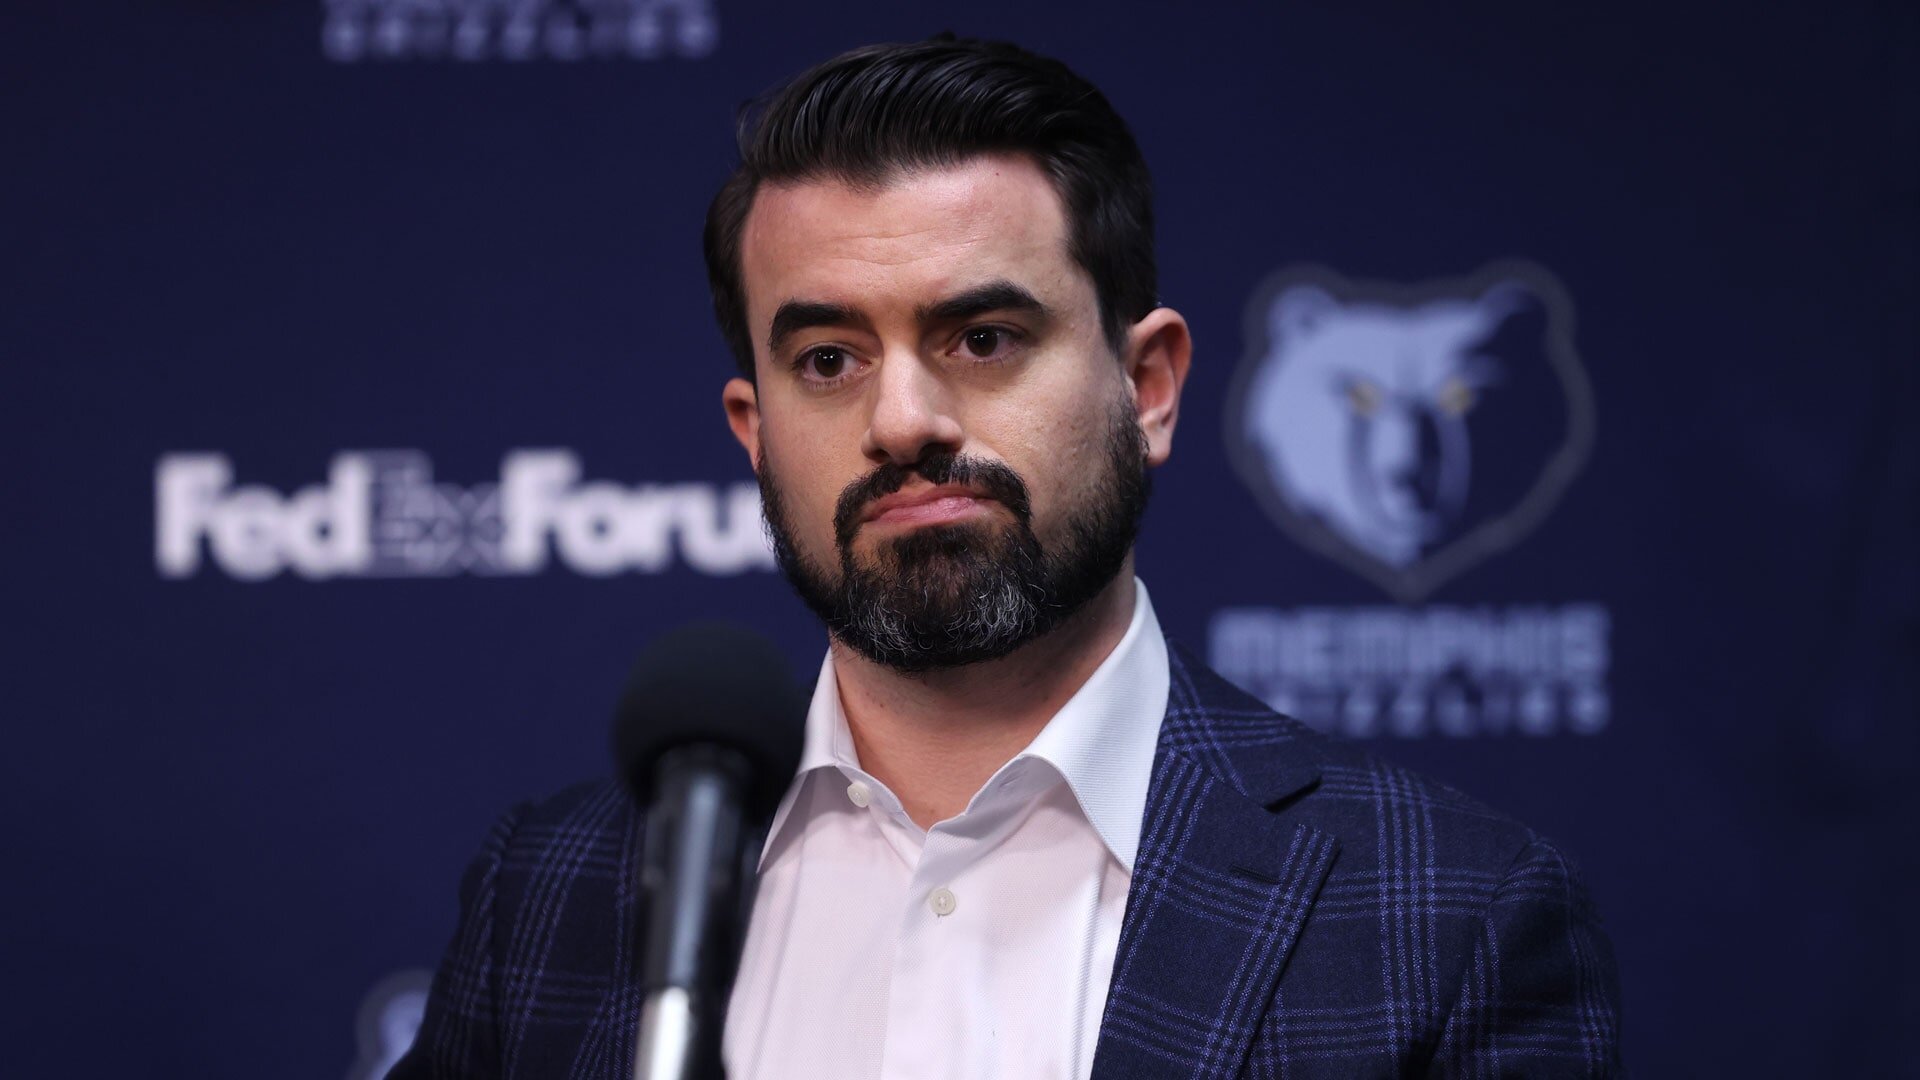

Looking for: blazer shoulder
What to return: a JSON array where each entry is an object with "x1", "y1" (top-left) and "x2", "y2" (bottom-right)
[
  {"x1": 393, "y1": 778, "x2": 639, "y2": 1079},
  {"x1": 510, "y1": 776, "x2": 632, "y2": 832},
  {"x1": 1168, "y1": 641, "x2": 1554, "y2": 874},
  {"x1": 490, "y1": 777, "x2": 637, "y2": 888},
  {"x1": 1306, "y1": 720, "x2": 1562, "y2": 877}
]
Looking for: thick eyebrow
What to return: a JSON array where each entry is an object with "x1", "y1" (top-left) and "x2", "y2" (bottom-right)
[
  {"x1": 764, "y1": 281, "x2": 1050, "y2": 359},
  {"x1": 767, "y1": 299, "x2": 864, "y2": 358},
  {"x1": 916, "y1": 280, "x2": 1051, "y2": 325}
]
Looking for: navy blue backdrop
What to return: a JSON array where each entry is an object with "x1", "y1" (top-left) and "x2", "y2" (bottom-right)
[{"x1": 5, "y1": 2, "x2": 1915, "y2": 1076}]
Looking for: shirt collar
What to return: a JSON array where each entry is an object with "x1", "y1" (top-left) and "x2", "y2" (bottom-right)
[
  {"x1": 761, "y1": 579, "x2": 1170, "y2": 874},
  {"x1": 1016, "y1": 579, "x2": 1167, "y2": 871}
]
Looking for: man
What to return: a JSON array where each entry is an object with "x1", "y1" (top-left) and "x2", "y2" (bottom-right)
[{"x1": 395, "y1": 36, "x2": 1621, "y2": 1080}]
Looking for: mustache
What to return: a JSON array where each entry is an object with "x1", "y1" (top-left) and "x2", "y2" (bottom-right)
[{"x1": 833, "y1": 453, "x2": 1033, "y2": 548}]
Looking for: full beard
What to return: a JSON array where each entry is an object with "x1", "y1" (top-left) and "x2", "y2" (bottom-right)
[{"x1": 757, "y1": 395, "x2": 1151, "y2": 673}]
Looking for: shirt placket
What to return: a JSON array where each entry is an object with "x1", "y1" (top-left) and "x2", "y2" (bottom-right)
[{"x1": 877, "y1": 816, "x2": 988, "y2": 1080}]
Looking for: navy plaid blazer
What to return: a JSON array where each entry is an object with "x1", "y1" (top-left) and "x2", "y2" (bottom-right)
[{"x1": 393, "y1": 643, "x2": 1622, "y2": 1078}]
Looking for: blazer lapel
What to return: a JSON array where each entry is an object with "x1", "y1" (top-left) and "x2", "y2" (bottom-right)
[{"x1": 1090, "y1": 644, "x2": 1339, "y2": 1080}]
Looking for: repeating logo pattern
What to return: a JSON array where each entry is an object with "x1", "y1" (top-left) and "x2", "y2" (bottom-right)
[{"x1": 322, "y1": 0, "x2": 718, "y2": 62}]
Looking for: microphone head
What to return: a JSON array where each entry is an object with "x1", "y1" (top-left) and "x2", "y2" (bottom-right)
[{"x1": 611, "y1": 622, "x2": 807, "y2": 819}]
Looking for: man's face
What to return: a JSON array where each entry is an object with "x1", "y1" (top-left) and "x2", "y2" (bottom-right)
[{"x1": 724, "y1": 154, "x2": 1163, "y2": 671}]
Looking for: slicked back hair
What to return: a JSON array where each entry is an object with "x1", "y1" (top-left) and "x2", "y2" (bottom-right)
[{"x1": 703, "y1": 35, "x2": 1158, "y2": 379}]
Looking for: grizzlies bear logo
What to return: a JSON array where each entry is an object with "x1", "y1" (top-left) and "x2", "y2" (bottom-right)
[{"x1": 1226, "y1": 262, "x2": 1594, "y2": 602}]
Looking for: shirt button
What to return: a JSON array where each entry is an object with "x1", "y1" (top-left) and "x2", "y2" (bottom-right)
[
  {"x1": 846, "y1": 780, "x2": 872, "y2": 808},
  {"x1": 928, "y1": 886, "x2": 957, "y2": 917}
]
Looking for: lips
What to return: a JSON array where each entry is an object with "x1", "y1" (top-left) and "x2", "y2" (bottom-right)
[
  {"x1": 859, "y1": 484, "x2": 996, "y2": 528},
  {"x1": 832, "y1": 454, "x2": 1033, "y2": 547}
]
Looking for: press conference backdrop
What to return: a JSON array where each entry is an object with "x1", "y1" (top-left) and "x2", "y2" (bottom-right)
[{"x1": 5, "y1": 2, "x2": 1913, "y2": 1076}]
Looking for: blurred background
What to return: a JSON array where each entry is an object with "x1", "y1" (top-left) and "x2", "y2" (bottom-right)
[{"x1": 4, "y1": 2, "x2": 1914, "y2": 1076}]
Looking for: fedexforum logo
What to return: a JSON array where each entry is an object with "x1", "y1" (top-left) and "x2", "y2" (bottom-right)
[
  {"x1": 322, "y1": 0, "x2": 718, "y2": 62},
  {"x1": 1213, "y1": 262, "x2": 1609, "y2": 737},
  {"x1": 155, "y1": 450, "x2": 773, "y2": 581}
]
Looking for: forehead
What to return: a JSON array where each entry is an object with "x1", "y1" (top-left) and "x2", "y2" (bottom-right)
[{"x1": 738, "y1": 154, "x2": 1081, "y2": 327}]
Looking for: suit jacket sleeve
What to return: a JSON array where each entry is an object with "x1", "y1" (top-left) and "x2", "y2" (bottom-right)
[
  {"x1": 1431, "y1": 836, "x2": 1623, "y2": 1077},
  {"x1": 387, "y1": 804, "x2": 525, "y2": 1080}
]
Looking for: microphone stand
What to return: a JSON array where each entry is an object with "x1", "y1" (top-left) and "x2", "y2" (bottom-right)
[{"x1": 631, "y1": 748, "x2": 766, "y2": 1080}]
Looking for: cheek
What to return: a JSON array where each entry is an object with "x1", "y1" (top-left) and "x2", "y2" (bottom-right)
[
  {"x1": 763, "y1": 423, "x2": 857, "y2": 547},
  {"x1": 981, "y1": 384, "x2": 1121, "y2": 526}
]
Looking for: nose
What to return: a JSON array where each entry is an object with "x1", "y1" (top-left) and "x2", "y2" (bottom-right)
[{"x1": 859, "y1": 353, "x2": 964, "y2": 466}]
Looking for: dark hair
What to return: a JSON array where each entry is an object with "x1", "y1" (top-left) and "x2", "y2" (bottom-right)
[{"x1": 702, "y1": 35, "x2": 1158, "y2": 378}]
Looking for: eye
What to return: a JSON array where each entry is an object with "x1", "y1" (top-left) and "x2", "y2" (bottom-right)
[
  {"x1": 954, "y1": 325, "x2": 1022, "y2": 362},
  {"x1": 962, "y1": 327, "x2": 1004, "y2": 357},
  {"x1": 794, "y1": 345, "x2": 858, "y2": 384},
  {"x1": 1435, "y1": 376, "x2": 1476, "y2": 416}
]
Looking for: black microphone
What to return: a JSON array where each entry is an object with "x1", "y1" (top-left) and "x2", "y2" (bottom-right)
[{"x1": 611, "y1": 623, "x2": 806, "y2": 1080}]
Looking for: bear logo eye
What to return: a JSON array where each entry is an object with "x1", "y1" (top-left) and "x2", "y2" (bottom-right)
[
  {"x1": 1345, "y1": 379, "x2": 1382, "y2": 417},
  {"x1": 1436, "y1": 376, "x2": 1476, "y2": 417}
]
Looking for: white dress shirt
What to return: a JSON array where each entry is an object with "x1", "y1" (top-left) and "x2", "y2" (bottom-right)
[{"x1": 722, "y1": 581, "x2": 1170, "y2": 1080}]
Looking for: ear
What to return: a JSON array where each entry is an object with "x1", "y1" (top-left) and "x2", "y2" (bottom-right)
[
  {"x1": 1475, "y1": 279, "x2": 1538, "y2": 325},
  {"x1": 1123, "y1": 307, "x2": 1192, "y2": 468},
  {"x1": 721, "y1": 377, "x2": 763, "y2": 472}
]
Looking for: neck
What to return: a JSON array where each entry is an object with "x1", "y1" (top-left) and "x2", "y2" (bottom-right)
[{"x1": 831, "y1": 567, "x2": 1138, "y2": 830}]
